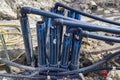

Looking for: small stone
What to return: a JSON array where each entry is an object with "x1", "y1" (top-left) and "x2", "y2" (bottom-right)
[
  {"x1": 64, "y1": 0, "x2": 72, "y2": 3},
  {"x1": 104, "y1": 10, "x2": 111, "y2": 14},
  {"x1": 96, "y1": 8, "x2": 104, "y2": 15},
  {"x1": 106, "y1": 77, "x2": 113, "y2": 80},
  {"x1": 112, "y1": 10, "x2": 119, "y2": 13},
  {"x1": 107, "y1": 70, "x2": 120, "y2": 80}
]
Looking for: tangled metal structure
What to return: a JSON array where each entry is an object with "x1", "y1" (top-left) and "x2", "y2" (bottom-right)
[{"x1": 0, "y1": 2, "x2": 120, "y2": 80}]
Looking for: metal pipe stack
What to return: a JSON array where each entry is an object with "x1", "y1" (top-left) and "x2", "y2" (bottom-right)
[{"x1": 19, "y1": 2, "x2": 120, "y2": 79}]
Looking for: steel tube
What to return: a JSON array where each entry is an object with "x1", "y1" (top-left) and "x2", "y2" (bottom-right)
[
  {"x1": 60, "y1": 33, "x2": 72, "y2": 69},
  {"x1": 54, "y1": 19, "x2": 120, "y2": 34},
  {"x1": 20, "y1": 7, "x2": 75, "y2": 21},
  {"x1": 82, "y1": 31, "x2": 120, "y2": 43},
  {"x1": 19, "y1": 6, "x2": 120, "y2": 77},
  {"x1": 55, "y1": 2, "x2": 120, "y2": 26},
  {"x1": 20, "y1": 13, "x2": 34, "y2": 65},
  {"x1": 44, "y1": 17, "x2": 49, "y2": 35},
  {"x1": 66, "y1": 11, "x2": 82, "y2": 70},
  {"x1": 0, "y1": 68, "x2": 118, "y2": 79},
  {"x1": 56, "y1": 9, "x2": 64, "y2": 58},
  {"x1": 49, "y1": 8, "x2": 59, "y2": 67},
  {"x1": 75, "y1": 13, "x2": 81, "y2": 20},
  {"x1": 69, "y1": 34, "x2": 83, "y2": 70},
  {"x1": 20, "y1": 7, "x2": 120, "y2": 31},
  {"x1": 0, "y1": 74, "x2": 57, "y2": 79},
  {"x1": 36, "y1": 21, "x2": 47, "y2": 66},
  {"x1": 66, "y1": 11, "x2": 75, "y2": 31},
  {"x1": 0, "y1": 58, "x2": 66, "y2": 72},
  {"x1": 54, "y1": 19, "x2": 120, "y2": 45},
  {"x1": 49, "y1": 26, "x2": 59, "y2": 67}
]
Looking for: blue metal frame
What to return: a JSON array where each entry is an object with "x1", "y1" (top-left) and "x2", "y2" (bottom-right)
[{"x1": 18, "y1": 3, "x2": 120, "y2": 79}]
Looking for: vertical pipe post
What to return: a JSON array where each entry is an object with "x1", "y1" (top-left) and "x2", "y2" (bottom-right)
[
  {"x1": 60, "y1": 33, "x2": 72, "y2": 69},
  {"x1": 69, "y1": 29, "x2": 83, "y2": 70},
  {"x1": 75, "y1": 13, "x2": 81, "y2": 20},
  {"x1": 66, "y1": 11, "x2": 75, "y2": 31},
  {"x1": 36, "y1": 21, "x2": 47, "y2": 66},
  {"x1": 67, "y1": 11, "x2": 76, "y2": 66},
  {"x1": 45, "y1": 17, "x2": 51, "y2": 62},
  {"x1": 44, "y1": 17, "x2": 51, "y2": 62},
  {"x1": 49, "y1": 8, "x2": 59, "y2": 67},
  {"x1": 20, "y1": 13, "x2": 34, "y2": 66},
  {"x1": 49, "y1": 26, "x2": 54, "y2": 66},
  {"x1": 44, "y1": 17, "x2": 48, "y2": 35},
  {"x1": 49, "y1": 26, "x2": 59, "y2": 67},
  {"x1": 56, "y1": 8, "x2": 65, "y2": 59},
  {"x1": 44, "y1": 17, "x2": 51, "y2": 37}
]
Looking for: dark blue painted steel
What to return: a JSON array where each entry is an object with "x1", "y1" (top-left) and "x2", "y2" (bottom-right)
[
  {"x1": 54, "y1": 19, "x2": 120, "y2": 34},
  {"x1": 69, "y1": 34, "x2": 82, "y2": 70},
  {"x1": 50, "y1": 26, "x2": 54, "y2": 66},
  {"x1": 49, "y1": 26, "x2": 58, "y2": 67},
  {"x1": 55, "y1": 2, "x2": 120, "y2": 26},
  {"x1": 69, "y1": 13, "x2": 82, "y2": 70},
  {"x1": 36, "y1": 21, "x2": 47, "y2": 66},
  {"x1": 20, "y1": 7, "x2": 120, "y2": 29},
  {"x1": 56, "y1": 9, "x2": 65, "y2": 59},
  {"x1": 20, "y1": 13, "x2": 34, "y2": 65},
  {"x1": 70, "y1": 13, "x2": 82, "y2": 70},
  {"x1": 82, "y1": 31, "x2": 120, "y2": 43},
  {"x1": 19, "y1": 5, "x2": 120, "y2": 79},
  {"x1": 66, "y1": 11, "x2": 75, "y2": 31},
  {"x1": 75, "y1": 13, "x2": 81, "y2": 20},
  {"x1": 20, "y1": 7, "x2": 80, "y2": 23},
  {"x1": 68, "y1": 11, "x2": 75, "y2": 18},
  {"x1": 49, "y1": 8, "x2": 59, "y2": 67},
  {"x1": 60, "y1": 33, "x2": 72, "y2": 69},
  {"x1": 44, "y1": 18, "x2": 49, "y2": 35}
]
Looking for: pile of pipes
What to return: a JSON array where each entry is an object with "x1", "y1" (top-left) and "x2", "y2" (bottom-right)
[{"x1": 0, "y1": 2, "x2": 120, "y2": 80}]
